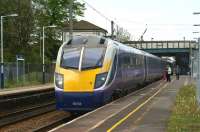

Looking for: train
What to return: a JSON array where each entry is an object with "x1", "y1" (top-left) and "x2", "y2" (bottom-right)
[{"x1": 54, "y1": 35, "x2": 167, "y2": 112}]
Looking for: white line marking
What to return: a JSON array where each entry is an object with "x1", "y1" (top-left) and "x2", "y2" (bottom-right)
[{"x1": 79, "y1": 47, "x2": 85, "y2": 71}]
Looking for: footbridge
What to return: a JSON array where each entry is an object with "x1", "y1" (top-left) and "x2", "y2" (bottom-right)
[{"x1": 124, "y1": 40, "x2": 198, "y2": 75}]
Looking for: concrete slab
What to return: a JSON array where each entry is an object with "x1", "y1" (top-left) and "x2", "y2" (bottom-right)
[{"x1": 0, "y1": 84, "x2": 53, "y2": 97}]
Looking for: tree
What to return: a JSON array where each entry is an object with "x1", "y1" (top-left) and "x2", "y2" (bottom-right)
[
  {"x1": 32, "y1": 0, "x2": 85, "y2": 26},
  {"x1": 32, "y1": 0, "x2": 85, "y2": 62},
  {"x1": 0, "y1": 0, "x2": 33, "y2": 62},
  {"x1": 115, "y1": 26, "x2": 132, "y2": 42},
  {"x1": 0, "y1": 0, "x2": 85, "y2": 62}
]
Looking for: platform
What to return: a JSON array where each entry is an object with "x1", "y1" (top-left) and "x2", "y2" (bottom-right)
[
  {"x1": 0, "y1": 84, "x2": 53, "y2": 98},
  {"x1": 51, "y1": 76, "x2": 191, "y2": 132},
  {"x1": 0, "y1": 83, "x2": 55, "y2": 115}
]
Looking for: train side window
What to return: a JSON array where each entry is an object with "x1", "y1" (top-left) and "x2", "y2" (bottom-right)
[
  {"x1": 141, "y1": 56, "x2": 143, "y2": 66},
  {"x1": 107, "y1": 54, "x2": 117, "y2": 85},
  {"x1": 131, "y1": 53, "x2": 136, "y2": 67},
  {"x1": 135, "y1": 55, "x2": 144, "y2": 68},
  {"x1": 118, "y1": 54, "x2": 123, "y2": 68},
  {"x1": 128, "y1": 53, "x2": 132, "y2": 67},
  {"x1": 123, "y1": 54, "x2": 131, "y2": 68},
  {"x1": 136, "y1": 55, "x2": 140, "y2": 67}
]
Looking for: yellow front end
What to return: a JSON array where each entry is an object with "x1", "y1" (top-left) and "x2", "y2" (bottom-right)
[
  {"x1": 55, "y1": 58, "x2": 112, "y2": 92},
  {"x1": 56, "y1": 68, "x2": 101, "y2": 92}
]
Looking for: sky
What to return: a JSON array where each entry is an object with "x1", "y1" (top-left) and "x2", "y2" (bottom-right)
[{"x1": 78, "y1": 0, "x2": 200, "y2": 41}]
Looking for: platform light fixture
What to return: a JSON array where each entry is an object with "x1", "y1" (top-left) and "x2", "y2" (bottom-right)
[
  {"x1": 193, "y1": 12, "x2": 200, "y2": 15},
  {"x1": 193, "y1": 12, "x2": 200, "y2": 104},
  {"x1": 1, "y1": 13, "x2": 18, "y2": 89},
  {"x1": 7, "y1": 14, "x2": 18, "y2": 17},
  {"x1": 194, "y1": 24, "x2": 200, "y2": 27}
]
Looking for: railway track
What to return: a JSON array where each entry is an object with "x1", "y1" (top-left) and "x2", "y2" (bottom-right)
[
  {"x1": 0, "y1": 102, "x2": 83, "y2": 132},
  {"x1": 33, "y1": 113, "x2": 81, "y2": 132},
  {"x1": 0, "y1": 90, "x2": 55, "y2": 109},
  {"x1": 0, "y1": 102, "x2": 56, "y2": 127},
  {"x1": 0, "y1": 87, "x2": 82, "y2": 131}
]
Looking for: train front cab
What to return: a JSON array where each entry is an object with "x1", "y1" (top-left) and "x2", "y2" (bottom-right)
[{"x1": 54, "y1": 37, "x2": 118, "y2": 112}]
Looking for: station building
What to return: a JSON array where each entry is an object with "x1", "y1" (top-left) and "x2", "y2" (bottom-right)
[{"x1": 62, "y1": 20, "x2": 108, "y2": 42}]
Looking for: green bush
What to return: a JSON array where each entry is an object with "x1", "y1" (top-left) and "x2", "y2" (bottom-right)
[
  {"x1": 4, "y1": 72, "x2": 53, "y2": 88},
  {"x1": 168, "y1": 85, "x2": 200, "y2": 132}
]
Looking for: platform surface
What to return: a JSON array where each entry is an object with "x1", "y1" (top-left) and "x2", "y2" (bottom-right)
[
  {"x1": 0, "y1": 83, "x2": 54, "y2": 96},
  {"x1": 51, "y1": 76, "x2": 191, "y2": 132}
]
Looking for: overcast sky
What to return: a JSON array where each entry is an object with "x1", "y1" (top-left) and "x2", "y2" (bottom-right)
[{"x1": 79, "y1": 0, "x2": 200, "y2": 40}]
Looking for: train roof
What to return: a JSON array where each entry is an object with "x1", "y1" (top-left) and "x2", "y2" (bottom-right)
[
  {"x1": 63, "y1": 35, "x2": 108, "y2": 48},
  {"x1": 141, "y1": 50, "x2": 161, "y2": 59},
  {"x1": 63, "y1": 35, "x2": 161, "y2": 60},
  {"x1": 111, "y1": 39, "x2": 161, "y2": 60}
]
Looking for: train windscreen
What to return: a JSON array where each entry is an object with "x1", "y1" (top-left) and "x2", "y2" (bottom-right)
[
  {"x1": 82, "y1": 47, "x2": 105, "y2": 69},
  {"x1": 61, "y1": 47, "x2": 106, "y2": 70},
  {"x1": 61, "y1": 48, "x2": 81, "y2": 69}
]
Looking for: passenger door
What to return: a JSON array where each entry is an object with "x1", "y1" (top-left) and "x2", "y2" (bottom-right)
[{"x1": 120, "y1": 52, "x2": 131, "y2": 88}]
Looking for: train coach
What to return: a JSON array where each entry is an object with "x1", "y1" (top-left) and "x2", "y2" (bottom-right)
[{"x1": 54, "y1": 35, "x2": 166, "y2": 112}]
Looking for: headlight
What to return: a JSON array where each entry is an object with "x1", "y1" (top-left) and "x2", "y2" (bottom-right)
[
  {"x1": 55, "y1": 73, "x2": 63, "y2": 89},
  {"x1": 94, "y1": 72, "x2": 108, "y2": 89}
]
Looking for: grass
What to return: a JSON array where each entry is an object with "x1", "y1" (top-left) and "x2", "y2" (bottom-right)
[
  {"x1": 4, "y1": 72, "x2": 53, "y2": 88},
  {"x1": 168, "y1": 85, "x2": 200, "y2": 132}
]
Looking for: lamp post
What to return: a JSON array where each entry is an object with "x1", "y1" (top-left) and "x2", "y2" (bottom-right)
[
  {"x1": 192, "y1": 32, "x2": 200, "y2": 78},
  {"x1": 193, "y1": 26, "x2": 200, "y2": 79},
  {"x1": 69, "y1": 0, "x2": 73, "y2": 39},
  {"x1": 1, "y1": 14, "x2": 18, "y2": 89},
  {"x1": 193, "y1": 11, "x2": 200, "y2": 104},
  {"x1": 194, "y1": 12, "x2": 200, "y2": 15},
  {"x1": 42, "y1": 25, "x2": 56, "y2": 84}
]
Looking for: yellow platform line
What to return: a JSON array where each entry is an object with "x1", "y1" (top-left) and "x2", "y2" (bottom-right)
[
  {"x1": 107, "y1": 81, "x2": 170, "y2": 132},
  {"x1": 87, "y1": 82, "x2": 163, "y2": 132}
]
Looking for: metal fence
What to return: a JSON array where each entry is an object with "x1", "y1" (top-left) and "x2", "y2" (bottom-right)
[{"x1": 2, "y1": 62, "x2": 55, "y2": 88}]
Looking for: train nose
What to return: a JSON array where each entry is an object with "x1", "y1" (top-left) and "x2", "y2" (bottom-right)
[
  {"x1": 55, "y1": 91, "x2": 104, "y2": 112},
  {"x1": 63, "y1": 70, "x2": 99, "y2": 92}
]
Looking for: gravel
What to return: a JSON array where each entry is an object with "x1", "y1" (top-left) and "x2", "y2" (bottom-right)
[{"x1": 0, "y1": 111, "x2": 70, "y2": 132}]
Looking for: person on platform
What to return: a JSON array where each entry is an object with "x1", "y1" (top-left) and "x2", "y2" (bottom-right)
[
  {"x1": 163, "y1": 67, "x2": 167, "y2": 81},
  {"x1": 175, "y1": 65, "x2": 180, "y2": 80},
  {"x1": 166, "y1": 65, "x2": 172, "y2": 82}
]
